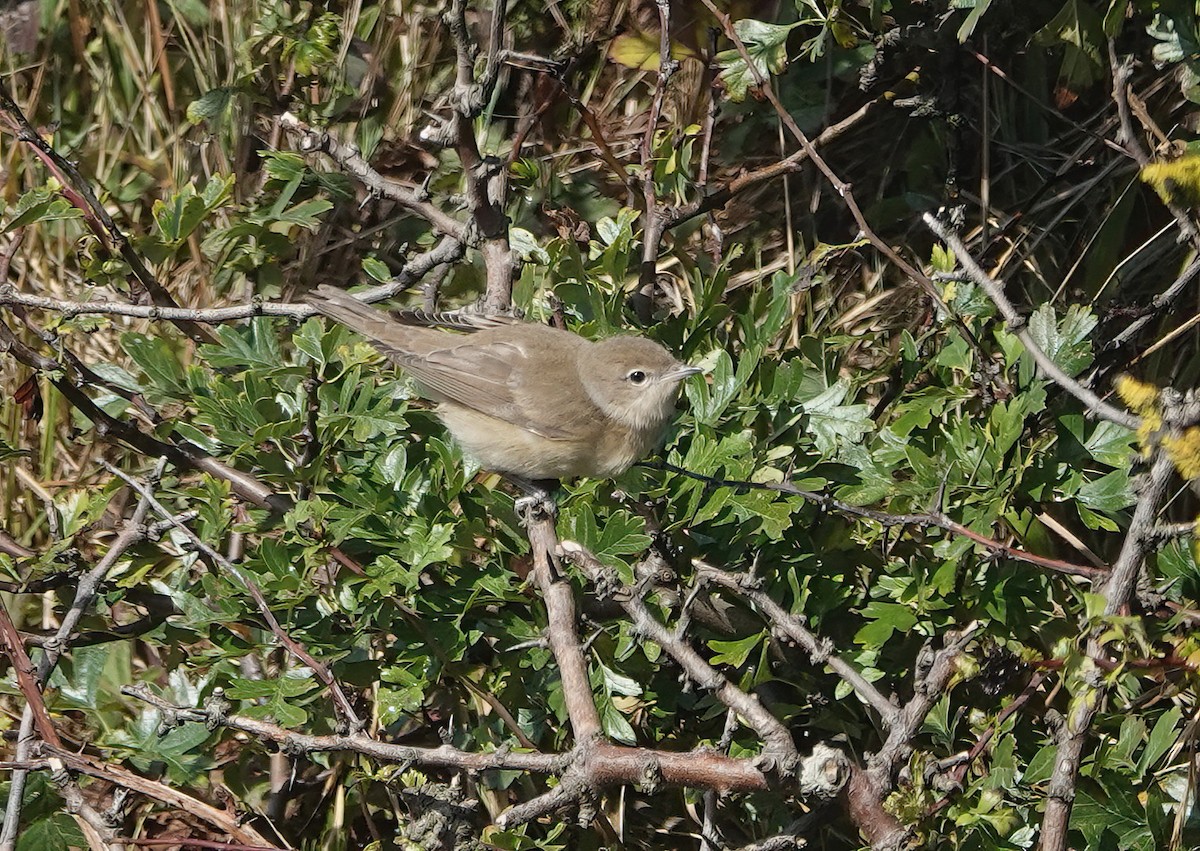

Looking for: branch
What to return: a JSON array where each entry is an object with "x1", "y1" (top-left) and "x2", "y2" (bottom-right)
[
  {"x1": 1038, "y1": 451, "x2": 1174, "y2": 851},
  {"x1": 848, "y1": 621, "x2": 979, "y2": 851},
  {"x1": 0, "y1": 314, "x2": 288, "y2": 511},
  {"x1": 636, "y1": 0, "x2": 678, "y2": 298},
  {"x1": 694, "y1": 561, "x2": 899, "y2": 721},
  {"x1": 0, "y1": 81, "x2": 215, "y2": 345},
  {"x1": 0, "y1": 232, "x2": 465, "y2": 323},
  {"x1": 922, "y1": 213, "x2": 1140, "y2": 430},
  {"x1": 651, "y1": 461, "x2": 1107, "y2": 580},
  {"x1": 522, "y1": 505, "x2": 603, "y2": 742},
  {"x1": 694, "y1": 0, "x2": 996, "y2": 379},
  {"x1": 446, "y1": 0, "x2": 514, "y2": 312},
  {"x1": 561, "y1": 540, "x2": 799, "y2": 767},
  {"x1": 18, "y1": 744, "x2": 279, "y2": 848},
  {"x1": 1, "y1": 470, "x2": 160, "y2": 851},
  {"x1": 279, "y1": 113, "x2": 469, "y2": 241},
  {"x1": 121, "y1": 684, "x2": 565, "y2": 775},
  {"x1": 122, "y1": 684, "x2": 777, "y2": 816},
  {"x1": 663, "y1": 99, "x2": 878, "y2": 231}
]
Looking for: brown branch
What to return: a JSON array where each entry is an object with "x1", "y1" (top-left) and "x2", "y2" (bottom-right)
[
  {"x1": 695, "y1": 0, "x2": 997, "y2": 379},
  {"x1": 1039, "y1": 451, "x2": 1174, "y2": 851},
  {"x1": 561, "y1": 540, "x2": 799, "y2": 767},
  {"x1": 663, "y1": 99, "x2": 878, "y2": 231},
  {"x1": 1106, "y1": 44, "x2": 1200, "y2": 349},
  {"x1": 446, "y1": 0, "x2": 514, "y2": 312},
  {"x1": 279, "y1": 113, "x2": 469, "y2": 240},
  {"x1": 694, "y1": 561, "x2": 899, "y2": 721},
  {"x1": 121, "y1": 684, "x2": 565, "y2": 775},
  {"x1": 1, "y1": 473, "x2": 160, "y2": 851},
  {"x1": 18, "y1": 744, "x2": 278, "y2": 848},
  {"x1": 652, "y1": 461, "x2": 1107, "y2": 579},
  {"x1": 522, "y1": 506, "x2": 603, "y2": 742},
  {"x1": 0, "y1": 316, "x2": 288, "y2": 511},
  {"x1": 551, "y1": 74, "x2": 636, "y2": 196},
  {"x1": 0, "y1": 597, "x2": 62, "y2": 746},
  {"x1": 0, "y1": 80, "x2": 215, "y2": 345},
  {"x1": 926, "y1": 671, "x2": 1048, "y2": 816},
  {"x1": 121, "y1": 684, "x2": 775, "y2": 820},
  {"x1": 847, "y1": 622, "x2": 979, "y2": 851},
  {"x1": 636, "y1": 0, "x2": 678, "y2": 303},
  {"x1": 0, "y1": 233, "x2": 464, "y2": 323}
]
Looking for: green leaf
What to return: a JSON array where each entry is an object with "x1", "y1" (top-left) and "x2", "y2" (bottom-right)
[
  {"x1": 597, "y1": 661, "x2": 643, "y2": 697},
  {"x1": 1033, "y1": 0, "x2": 1106, "y2": 91},
  {"x1": 121, "y1": 332, "x2": 185, "y2": 395},
  {"x1": 16, "y1": 812, "x2": 85, "y2": 851},
  {"x1": 1078, "y1": 468, "x2": 1135, "y2": 513},
  {"x1": 854, "y1": 602, "x2": 918, "y2": 648},
  {"x1": 1135, "y1": 706, "x2": 1181, "y2": 778},
  {"x1": 3, "y1": 185, "x2": 81, "y2": 231},
  {"x1": 203, "y1": 318, "x2": 283, "y2": 370},
  {"x1": 801, "y1": 379, "x2": 872, "y2": 456},
  {"x1": 708, "y1": 632, "x2": 765, "y2": 667},
  {"x1": 716, "y1": 20, "x2": 800, "y2": 101},
  {"x1": 362, "y1": 256, "x2": 391, "y2": 282},
  {"x1": 1071, "y1": 777, "x2": 1157, "y2": 851},
  {"x1": 601, "y1": 698, "x2": 637, "y2": 745},
  {"x1": 186, "y1": 87, "x2": 234, "y2": 125},
  {"x1": 1026, "y1": 304, "x2": 1097, "y2": 377},
  {"x1": 510, "y1": 227, "x2": 550, "y2": 263}
]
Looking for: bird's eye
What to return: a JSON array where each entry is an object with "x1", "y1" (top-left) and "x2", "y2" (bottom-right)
[{"x1": 628, "y1": 370, "x2": 647, "y2": 384}]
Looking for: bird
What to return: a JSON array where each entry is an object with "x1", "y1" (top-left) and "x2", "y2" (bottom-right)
[{"x1": 305, "y1": 286, "x2": 701, "y2": 484}]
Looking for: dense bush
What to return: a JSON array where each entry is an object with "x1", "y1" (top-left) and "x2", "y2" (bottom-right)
[{"x1": 1, "y1": 1, "x2": 1199, "y2": 850}]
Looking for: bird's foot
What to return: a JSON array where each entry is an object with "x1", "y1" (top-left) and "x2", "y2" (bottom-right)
[
  {"x1": 515, "y1": 492, "x2": 558, "y2": 525},
  {"x1": 509, "y1": 476, "x2": 558, "y2": 524}
]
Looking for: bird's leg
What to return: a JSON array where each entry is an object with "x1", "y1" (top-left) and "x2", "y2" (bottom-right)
[{"x1": 510, "y1": 476, "x2": 559, "y2": 522}]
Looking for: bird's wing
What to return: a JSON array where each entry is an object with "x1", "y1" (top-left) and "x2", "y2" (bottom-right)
[
  {"x1": 401, "y1": 339, "x2": 581, "y2": 441},
  {"x1": 306, "y1": 286, "x2": 582, "y2": 440}
]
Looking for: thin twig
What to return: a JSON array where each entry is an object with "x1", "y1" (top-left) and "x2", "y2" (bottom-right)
[
  {"x1": 1, "y1": 467, "x2": 161, "y2": 851},
  {"x1": 923, "y1": 213, "x2": 1140, "y2": 430},
  {"x1": 695, "y1": 0, "x2": 997, "y2": 381},
  {"x1": 102, "y1": 463, "x2": 364, "y2": 732},
  {"x1": 561, "y1": 540, "x2": 799, "y2": 767},
  {"x1": 694, "y1": 561, "x2": 899, "y2": 721},
  {"x1": 650, "y1": 461, "x2": 1107, "y2": 579},
  {"x1": 0, "y1": 80, "x2": 215, "y2": 345},
  {"x1": 636, "y1": 0, "x2": 678, "y2": 302},
  {"x1": 14, "y1": 744, "x2": 278, "y2": 848},
  {"x1": 279, "y1": 113, "x2": 468, "y2": 240}
]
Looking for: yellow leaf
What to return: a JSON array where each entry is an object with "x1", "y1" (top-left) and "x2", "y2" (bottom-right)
[
  {"x1": 609, "y1": 31, "x2": 696, "y2": 71},
  {"x1": 1140, "y1": 154, "x2": 1200, "y2": 206}
]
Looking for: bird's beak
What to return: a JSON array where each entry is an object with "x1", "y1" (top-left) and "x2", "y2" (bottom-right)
[{"x1": 666, "y1": 364, "x2": 703, "y2": 381}]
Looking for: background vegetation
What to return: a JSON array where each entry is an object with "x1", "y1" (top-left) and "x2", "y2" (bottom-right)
[{"x1": 1, "y1": 0, "x2": 1199, "y2": 849}]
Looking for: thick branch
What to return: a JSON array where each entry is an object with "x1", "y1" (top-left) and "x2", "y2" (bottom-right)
[
  {"x1": 523, "y1": 507, "x2": 603, "y2": 742},
  {"x1": 1038, "y1": 451, "x2": 1173, "y2": 851}
]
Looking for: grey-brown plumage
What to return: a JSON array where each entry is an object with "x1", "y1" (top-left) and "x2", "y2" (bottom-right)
[{"x1": 306, "y1": 286, "x2": 700, "y2": 480}]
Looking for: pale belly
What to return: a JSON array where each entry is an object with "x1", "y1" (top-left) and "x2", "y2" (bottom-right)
[{"x1": 436, "y1": 404, "x2": 656, "y2": 479}]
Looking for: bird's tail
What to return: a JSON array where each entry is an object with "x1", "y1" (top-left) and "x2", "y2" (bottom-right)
[{"x1": 306, "y1": 285, "x2": 519, "y2": 334}]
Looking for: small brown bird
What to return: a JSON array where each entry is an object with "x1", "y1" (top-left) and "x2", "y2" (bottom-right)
[{"x1": 306, "y1": 286, "x2": 700, "y2": 481}]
